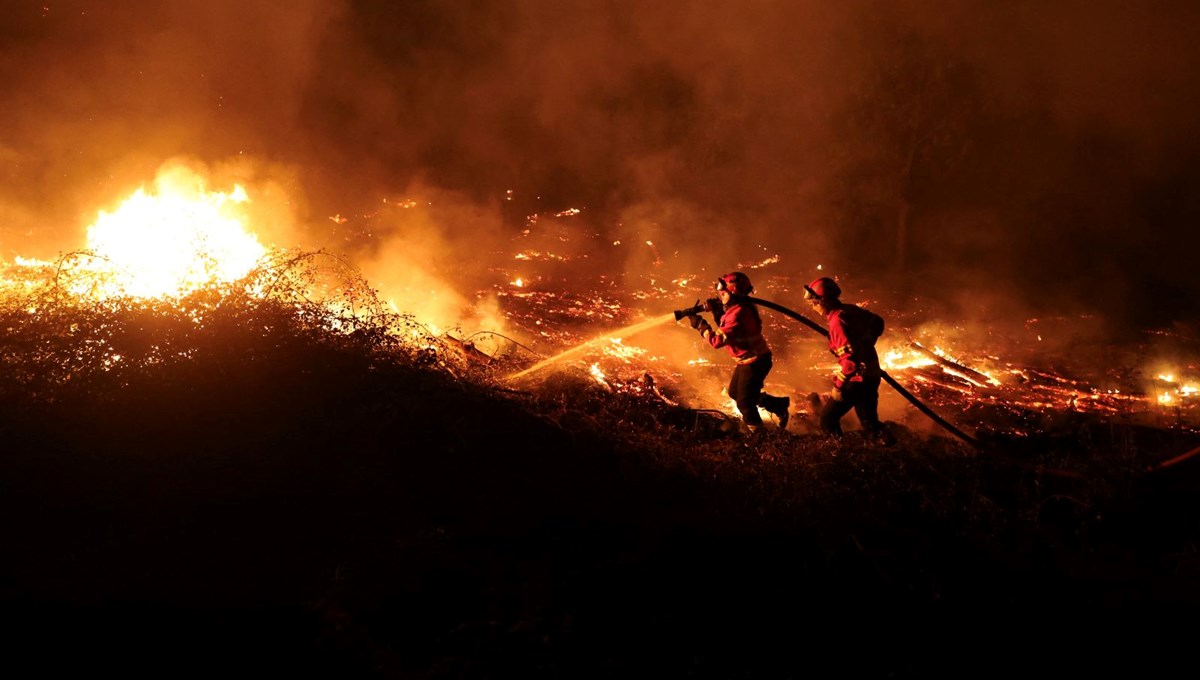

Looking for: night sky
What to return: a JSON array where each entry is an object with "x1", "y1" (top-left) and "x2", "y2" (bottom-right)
[{"x1": 3, "y1": 0, "x2": 1200, "y2": 333}]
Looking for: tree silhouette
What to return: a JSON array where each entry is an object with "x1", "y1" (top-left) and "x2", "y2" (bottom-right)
[{"x1": 828, "y1": 25, "x2": 982, "y2": 275}]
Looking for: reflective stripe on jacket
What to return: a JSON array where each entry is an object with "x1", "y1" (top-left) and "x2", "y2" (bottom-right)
[{"x1": 825, "y1": 304, "x2": 884, "y2": 386}]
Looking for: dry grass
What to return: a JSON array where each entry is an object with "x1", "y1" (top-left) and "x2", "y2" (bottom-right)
[{"x1": 2, "y1": 252, "x2": 1199, "y2": 677}]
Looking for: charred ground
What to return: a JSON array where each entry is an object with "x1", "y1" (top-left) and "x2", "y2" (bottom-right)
[{"x1": 2, "y1": 265, "x2": 1199, "y2": 678}]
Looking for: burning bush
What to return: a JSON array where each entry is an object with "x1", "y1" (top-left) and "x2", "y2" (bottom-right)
[{"x1": 0, "y1": 248, "x2": 445, "y2": 409}]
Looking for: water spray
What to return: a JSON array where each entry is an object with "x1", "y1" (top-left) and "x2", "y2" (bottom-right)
[
  {"x1": 504, "y1": 291, "x2": 981, "y2": 449},
  {"x1": 504, "y1": 312, "x2": 677, "y2": 383}
]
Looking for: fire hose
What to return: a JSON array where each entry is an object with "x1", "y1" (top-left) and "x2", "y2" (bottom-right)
[{"x1": 675, "y1": 296, "x2": 982, "y2": 449}]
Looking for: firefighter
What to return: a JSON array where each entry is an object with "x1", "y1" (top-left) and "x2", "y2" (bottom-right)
[
  {"x1": 682, "y1": 271, "x2": 791, "y2": 434},
  {"x1": 803, "y1": 276, "x2": 888, "y2": 440}
]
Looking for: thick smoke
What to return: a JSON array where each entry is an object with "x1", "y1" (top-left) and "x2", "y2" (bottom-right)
[{"x1": 3, "y1": 0, "x2": 1200, "y2": 340}]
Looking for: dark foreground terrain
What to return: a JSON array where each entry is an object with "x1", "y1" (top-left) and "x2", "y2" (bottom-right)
[{"x1": 3, "y1": 291, "x2": 1200, "y2": 678}]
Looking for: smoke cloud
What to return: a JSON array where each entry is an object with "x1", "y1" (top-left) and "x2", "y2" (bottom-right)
[{"x1": 3, "y1": 0, "x2": 1200, "y2": 339}]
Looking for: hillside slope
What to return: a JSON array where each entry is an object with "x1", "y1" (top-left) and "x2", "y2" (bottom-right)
[{"x1": 2, "y1": 295, "x2": 1199, "y2": 678}]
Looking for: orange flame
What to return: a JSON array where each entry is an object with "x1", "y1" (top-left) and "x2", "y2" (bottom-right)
[{"x1": 82, "y1": 168, "x2": 267, "y2": 299}]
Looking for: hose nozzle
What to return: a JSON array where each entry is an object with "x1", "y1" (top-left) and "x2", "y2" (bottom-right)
[
  {"x1": 672, "y1": 301, "x2": 705, "y2": 321},
  {"x1": 672, "y1": 298, "x2": 722, "y2": 321}
]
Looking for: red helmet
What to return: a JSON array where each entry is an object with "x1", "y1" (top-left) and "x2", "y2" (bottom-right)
[
  {"x1": 716, "y1": 271, "x2": 754, "y2": 296},
  {"x1": 804, "y1": 276, "x2": 841, "y2": 301}
]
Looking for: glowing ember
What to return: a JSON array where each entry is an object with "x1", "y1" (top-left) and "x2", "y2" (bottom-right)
[
  {"x1": 1154, "y1": 372, "x2": 1199, "y2": 406},
  {"x1": 881, "y1": 347, "x2": 937, "y2": 371},
  {"x1": 589, "y1": 363, "x2": 610, "y2": 388},
  {"x1": 82, "y1": 172, "x2": 267, "y2": 299},
  {"x1": 602, "y1": 338, "x2": 645, "y2": 362}
]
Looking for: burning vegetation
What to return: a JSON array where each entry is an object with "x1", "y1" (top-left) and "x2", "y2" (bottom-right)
[
  {"x1": 3, "y1": 164, "x2": 1199, "y2": 453},
  {"x1": 8, "y1": 0, "x2": 1200, "y2": 671},
  {"x1": 3, "y1": 169, "x2": 1200, "y2": 676}
]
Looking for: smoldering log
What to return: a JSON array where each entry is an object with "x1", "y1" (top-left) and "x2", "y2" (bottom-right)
[{"x1": 910, "y1": 342, "x2": 993, "y2": 386}]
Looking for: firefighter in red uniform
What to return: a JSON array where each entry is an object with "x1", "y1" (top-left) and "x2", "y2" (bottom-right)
[
  {"x1": 803, "y1": 276, "x2": 886, "y2": 439},
  {"x1": 682, "y1": 271, "x2": 791, "y2": 434}
]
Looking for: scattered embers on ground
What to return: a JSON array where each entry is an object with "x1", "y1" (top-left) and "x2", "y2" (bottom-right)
[{"x1": 2, "y1": 262, "x2": 1199, "y2": 677}]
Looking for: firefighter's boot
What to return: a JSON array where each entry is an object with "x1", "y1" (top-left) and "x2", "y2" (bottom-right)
[{"x1": 763, "y1": 395, "x2": 790, "y2": 431}]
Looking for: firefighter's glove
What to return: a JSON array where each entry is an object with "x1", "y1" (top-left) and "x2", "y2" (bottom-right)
[
  {"x1": 830, "y1": 373, "x2": 848, "y2": 401},
  {"x1": 686, "y1": 314, "x2": 711, "y2": 333}
]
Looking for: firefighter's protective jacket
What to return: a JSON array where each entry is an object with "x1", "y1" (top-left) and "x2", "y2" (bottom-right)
[
  {"x1": 703, "y1": 296, "x2": 771, "y2": 364},
  {"x1": 823, "y1": 303, "x2": 884, "y2": 387}
]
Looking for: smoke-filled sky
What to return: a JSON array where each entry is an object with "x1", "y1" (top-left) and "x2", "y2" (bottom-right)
[{"x1": 3, "y1": 0, "x2": 1200, "y2": 334}]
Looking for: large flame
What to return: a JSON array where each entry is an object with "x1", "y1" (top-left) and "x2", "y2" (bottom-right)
[
  {"x1": 83, "y1": 168, "x2": 267, "y2": 299},
  {"x1": 2, "y1": 161, "x2": 1194, "y2": 436}
]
